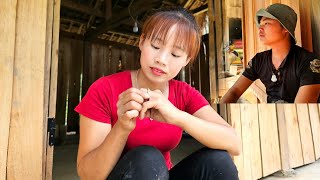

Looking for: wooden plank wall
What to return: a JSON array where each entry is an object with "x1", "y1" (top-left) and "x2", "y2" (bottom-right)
[
  {"x1": 227, "y1": 104, "x2": 320, "y2": 180},
  {"x1": 0, "y1": 0, "x2": 49, "y2": 179},
  {"x1": 311, "y1": 0, "x2": 320, "y2": 56},
  {"x1": 56, "y1": 37, "x2": 140, "y2": 142}
]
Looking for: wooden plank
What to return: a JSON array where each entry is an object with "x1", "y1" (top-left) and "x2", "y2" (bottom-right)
[
  {"x1": 214, "y1": 0, "x2": 224, "y2": 82},
  {"x1": 67, "y1": 39, "x2": 82, "y2": 132},
  {"x1": 299, "y1": 0, "x2": 313, "y2": 51},
  {"x1": 240, "y1": 104, "x2": 262, "y2": 180},
  {"x1": 56, "y1": 38, "x2": 71, "y2": 143},
  {"x1": 207, "y1": 0, "x2": 218, "y2": 103},
  {"x1": 308, "y1": 104, "x2": 320, "y2": 160},
  {"x1": 311, "y1": 0, "x2": 320, "y2": 56},
  {"x1": 0, "y1": 1, "x2": 17, "y2": 179},
  {"x1": 258, "y1": 104, "x2": 281, "y2": 176},
  {"x1": 43, "y1": 0, "x2": 54, "y2": 178},
  {"x1": 276, "y1": 104, "x2": 290, "y2": 170},
  {"x1": 45, "y1": 0, "x2": 61, "y2": 179},
  {"x1": 242, "y1": 0, "x2": 256, "y2": 66},
  {"x1": 281, "y1": 0, "x2": 301, "y2": 46},
  {"x1": 279, "y1": 104, "x2": 303, "y2": 168},
  {"x1": 228, "y1": 104, "x2": 244, "y2": 180},
  {"x1": 7, "y1": 0, "x2": 48, "y2": 179},
  {"x1": 296, "y1": 104, "x2": 315, "y2": 164}
]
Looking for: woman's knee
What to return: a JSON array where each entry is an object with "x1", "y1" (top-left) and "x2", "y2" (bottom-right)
[
  {"x1": 194, "y1": 148, "x2": 238, "y2": 179},
  {"x1": 114, "y1": 146, "x2": 169, "y2": 180},
  {"x1": 126, "y1": 145, "x2": 165, "y2": 164}
]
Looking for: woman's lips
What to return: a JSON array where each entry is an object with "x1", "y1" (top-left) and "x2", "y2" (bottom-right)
[{"x1": 151, "y1": 67, "x2": 165, "y2": 76}]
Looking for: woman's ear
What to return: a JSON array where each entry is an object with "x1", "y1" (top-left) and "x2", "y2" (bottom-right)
[
  {"x1": 139, "y1": 34, "x2": 145, "y2": 50},
  {"x1": 184, "y1": 58, "x2": 191, "y2": 67}
]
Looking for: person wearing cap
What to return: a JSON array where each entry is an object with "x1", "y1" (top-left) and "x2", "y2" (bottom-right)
[{"x1": 220, "y1": 3, "x2": 320, "y2": 103}]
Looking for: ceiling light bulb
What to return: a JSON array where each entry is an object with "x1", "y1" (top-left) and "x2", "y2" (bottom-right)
[{"x1": 133, "y1": 22, "x2": 138, "y2": 33}]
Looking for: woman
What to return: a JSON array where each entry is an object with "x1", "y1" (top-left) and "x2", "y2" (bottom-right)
[{"x1": 75, "y1": 7, "x2": 240, "y2": 180}]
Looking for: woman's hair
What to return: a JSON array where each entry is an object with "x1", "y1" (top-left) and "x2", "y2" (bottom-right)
[{"x1": 141, "y1": 7, "x2": 201, "y2": 64}]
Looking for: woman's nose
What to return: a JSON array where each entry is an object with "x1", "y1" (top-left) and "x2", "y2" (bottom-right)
[{"x1": 155, "y1": 50, "x2": 169, "y2": 66}]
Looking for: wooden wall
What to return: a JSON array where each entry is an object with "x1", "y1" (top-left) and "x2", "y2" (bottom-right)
[
  {"x1": 311, "y1": 0, "x2": 320, "y2": 56},
  {"x1": 227, "y1": 104, "x2": 320, "y2": 180},
  {"x1": 0, "y1": 0, "x2": 60, "y2": 179},
  {"x1": 55, "y1": 37, "x2": 140, "y2": 142}
]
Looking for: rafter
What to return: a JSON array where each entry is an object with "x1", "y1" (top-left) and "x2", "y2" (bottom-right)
[
  {"x1": 84, "y1": 0, "x2": 162, "y2": 40},
  {"x1": 61, "y1": 0, "x2": 105, "y2": 18}
]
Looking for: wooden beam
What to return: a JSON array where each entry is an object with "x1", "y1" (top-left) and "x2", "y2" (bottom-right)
[
  {"x1": 85, "y1": 0, "x2": 162, "y2": 40},
  {"x1": 105, "y1": 0, "x2": 112, "y2": 20},
  {"x1": 191, "y1": 4, "x2": 208, "y2": 16},
  {"x1": 61, "y1": 0, "x2": 104, "y2": 18},
  {"x1": 89, "y1": 38, "x2": 139, "y2": 50}
]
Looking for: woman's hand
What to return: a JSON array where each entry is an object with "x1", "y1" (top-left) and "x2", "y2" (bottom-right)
[
  {"x1": 116, "y1": 88, "x2": 149, "y2": 132},
  {"x1": 140, "y1": 89, "x2": 181, "y2": 125}
]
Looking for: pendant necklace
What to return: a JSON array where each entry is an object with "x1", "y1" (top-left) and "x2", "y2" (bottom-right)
[
  {"x1": 271, "y1": 72, "x2": 277, "y2": 82},
  {"x1": 271, "y1": 70, "x2": 280, "y2": 82}
]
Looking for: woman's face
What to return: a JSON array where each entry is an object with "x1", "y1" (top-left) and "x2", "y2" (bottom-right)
[{"x1": 139, "y1": 25, "x2": 190, "y2": 84}]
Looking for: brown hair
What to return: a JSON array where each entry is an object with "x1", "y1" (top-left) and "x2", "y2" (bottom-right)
[{"x1": 141, "y1": 7, "x2": 201, "y2": 64}]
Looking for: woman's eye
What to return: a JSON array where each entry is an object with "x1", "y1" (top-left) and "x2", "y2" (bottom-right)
[
  {"x1": 172, "y1": 53, "x2": 180, "y2": 58},
  {"x1": 151, "y1": 44, "x2": 160, "y2": 49}
]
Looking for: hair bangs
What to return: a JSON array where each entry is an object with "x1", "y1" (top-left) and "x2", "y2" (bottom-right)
[{"x1": 142, "y1": 12, "x2": 200, "y2": 63}]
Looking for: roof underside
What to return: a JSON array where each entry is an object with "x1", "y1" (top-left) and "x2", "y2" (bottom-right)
[{"x1": 60, "y1": 0, "x2": 208, "y2": 46}]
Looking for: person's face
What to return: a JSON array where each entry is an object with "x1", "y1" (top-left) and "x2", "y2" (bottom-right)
[
  {"x1": 139, "y1": 25, "x2": 190, "y2": 83},
  {"x1": 258, "y1": 17, "x2": 289, "y2": 46}
]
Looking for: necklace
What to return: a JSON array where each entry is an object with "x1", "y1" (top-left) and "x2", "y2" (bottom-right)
[
  {"x1": 271, "y1": 70, "x2": 280, "y2": 82},
  {"x1": 135, "y1": 69, "x2": 169, "y2": 95}
]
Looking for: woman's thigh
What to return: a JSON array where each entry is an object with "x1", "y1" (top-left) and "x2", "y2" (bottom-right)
[
  {"x1": 107, "y1": 145, "x2": 169, "y2": 180},
  {"x1": 169, "y1": 147, "x2": 238, "y2": 180}
]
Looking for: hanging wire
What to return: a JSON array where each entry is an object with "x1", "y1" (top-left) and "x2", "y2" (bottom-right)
[{"x1": 128, "y1": 0, "x2": 137, "y2": 22}]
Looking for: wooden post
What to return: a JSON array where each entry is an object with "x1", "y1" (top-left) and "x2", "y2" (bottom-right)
[
  {"x1": 45, "y1": 0, "x2": 61, "y2": 179},
  {"x1": 208, "y1": 0, "x2": 218, "y2": 103},
  {"x1": 6, "y1": 0, "x2": 49, "y2": 179},
  {"x1": 0, "y1": 1, "x2": 17, "y2": 179}
]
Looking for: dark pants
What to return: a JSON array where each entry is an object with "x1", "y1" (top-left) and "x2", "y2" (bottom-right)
[{"x1": 107, "y1": 146, "x2": 238, "y2": 180}]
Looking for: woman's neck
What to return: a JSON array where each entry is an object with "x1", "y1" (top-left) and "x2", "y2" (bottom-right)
[{"x1": 134, "y1": 69, "x2": 168, "y2": 94}]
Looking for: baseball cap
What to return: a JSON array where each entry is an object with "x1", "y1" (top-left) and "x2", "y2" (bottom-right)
[{"x1": 256, "y1": 3, "x2": 297, "y2": 44}]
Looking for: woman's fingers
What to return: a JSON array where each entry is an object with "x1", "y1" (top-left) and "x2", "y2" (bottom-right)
[{"x1": 117, "y1": 88, "x2": 149, "y2": 107}]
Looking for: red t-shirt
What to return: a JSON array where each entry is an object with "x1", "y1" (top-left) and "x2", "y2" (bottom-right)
[{"x1": 75, "y1": 71, "x2": 209, "y2": 169}]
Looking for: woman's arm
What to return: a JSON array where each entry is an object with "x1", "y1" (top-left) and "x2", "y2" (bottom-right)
[
  {"x1": 77, "y1": 116, "x2": 131, "y2": 180},
  {"x1": 176, "y1": 106, "x2": 241, "y2": 156},
  {"x1": 140, "y1": 90, "x2": 241, "y2": 156},
  {"x1": 77, "y1": 88, "x2": 148, "y2": 179}
]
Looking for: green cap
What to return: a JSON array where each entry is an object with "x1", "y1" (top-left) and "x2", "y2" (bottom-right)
[{"x1": 256, "y1": 3, "x2": 297, "y2": 44}]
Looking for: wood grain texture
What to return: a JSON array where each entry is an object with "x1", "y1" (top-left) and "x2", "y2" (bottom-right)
[
  {"x1": 7, "y1": 0, "x2": 48, "y2": 179},
  {"x1": 258, "y1": 104, "x2": 281, "y2": 176},
  {"x1": 0, "y1": 1, "x2": 17, "y2": 179},
  {"x1": 296, "y1": 104, "x2": 315, "y2": 164}
]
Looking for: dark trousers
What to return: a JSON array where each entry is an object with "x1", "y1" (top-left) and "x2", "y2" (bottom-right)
[{"x1": 107, "y1": 145, "x2": 238, "y2": 180}]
